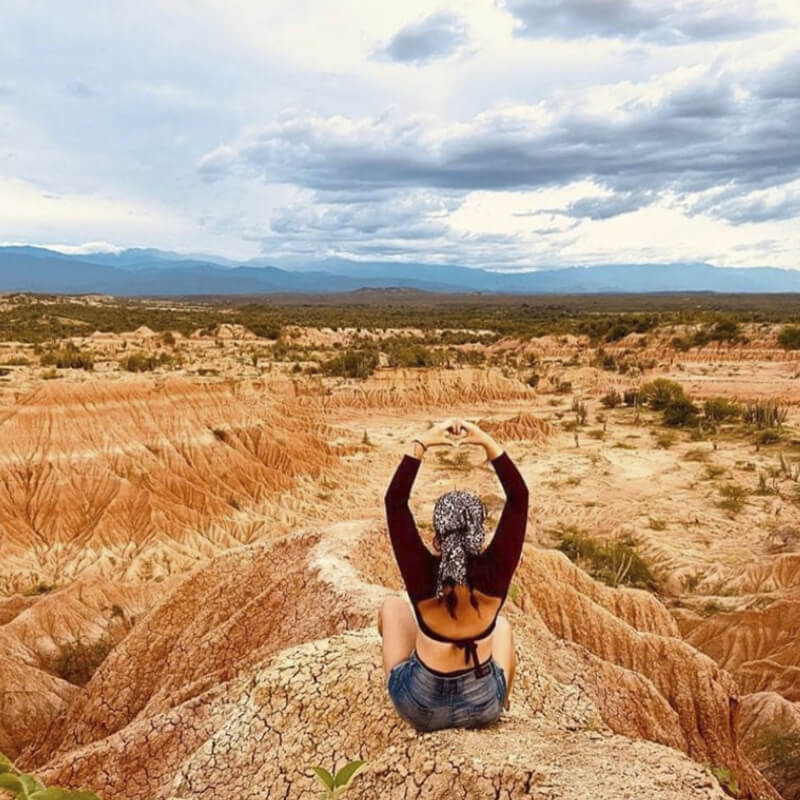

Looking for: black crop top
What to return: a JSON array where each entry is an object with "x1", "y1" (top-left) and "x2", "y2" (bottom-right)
[{"x1": 384, "y1": 450, "x2": 529, "y2": 678}]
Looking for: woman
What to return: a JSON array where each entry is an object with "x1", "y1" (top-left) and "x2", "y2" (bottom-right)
[{"x1": 378, "y1": 417, "x2": 529, "y2": 732}]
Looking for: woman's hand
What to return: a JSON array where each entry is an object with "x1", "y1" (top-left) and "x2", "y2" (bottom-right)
[
  {"x1": 418, "y1": 418, "x2": 463, "y2": 448},
  {"x1": 456, "y1": 418, "x2": 503, "y2": 460}
]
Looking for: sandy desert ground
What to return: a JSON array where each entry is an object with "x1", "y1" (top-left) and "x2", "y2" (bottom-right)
[{"x1": 1, "y1": 312, "x2": 799, "y2": 799}]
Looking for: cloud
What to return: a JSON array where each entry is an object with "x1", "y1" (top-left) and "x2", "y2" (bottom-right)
[
  {"x1": 0, "y1": 86, "x2": 14, "y2": 97},
  {"x1": 199, "y1": 54, "x2": 800, "y2": 226},
  {"x1": 65, "y1": 80, "x2": 95, "y2": 98},
  {"x1": 372, "y1": 11, "x2": 470, "y2": 65},
  {"x1": 499, "y1": 0, "x2": 782, "y2": 43}
]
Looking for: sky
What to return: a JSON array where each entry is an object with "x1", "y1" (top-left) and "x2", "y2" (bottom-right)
[{"x1": 1, "y1": 0, "x2": 799, "y2": 269}]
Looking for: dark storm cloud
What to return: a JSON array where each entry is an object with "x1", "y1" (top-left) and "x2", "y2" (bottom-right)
[
  {"x1": 199, "y1": 53, "x2": 800, "y2": 225},
  {"x1": 499, "y1": 0, "x2": 781, "y2": 43},
  {"x1": 372, "y1": 11, "x2": 469, "y2": 65}
]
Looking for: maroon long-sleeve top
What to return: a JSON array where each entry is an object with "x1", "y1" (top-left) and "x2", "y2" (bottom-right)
[{"x1": 384, "y1": 449, "x2": 529, "y2": 677}]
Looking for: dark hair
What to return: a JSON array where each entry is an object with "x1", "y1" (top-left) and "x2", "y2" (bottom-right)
[{"x1": 434, "y1": 528, "x2": 480, "y2": 620}]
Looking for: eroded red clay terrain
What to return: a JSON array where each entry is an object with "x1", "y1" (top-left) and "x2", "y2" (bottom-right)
[{"x1": 1, "y1": 321, "x2": 799, "y2": 799}]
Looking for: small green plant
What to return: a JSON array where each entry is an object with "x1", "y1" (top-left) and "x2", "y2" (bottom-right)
[
  {"x1": 119, "y1": 351, "x2": 173, "y2": 372},
  {"x1": 311, "y1": 760, "x2": 366, "y2": 798},
  {"x1": 648, "y1": 518, "x2": 667, "y2": 531},
  {"x1": 708, "y1": 764, "x2": 740, "y2": 798},
  {"x1": 508, "y1": 581, "x2": 521, "y2": 603},
  {"x1": 754, "y1": 471, "x2": 778, "y2": 496},
  {"x1": 0, "y1": 751, "x2": 99, "y2": 799}
]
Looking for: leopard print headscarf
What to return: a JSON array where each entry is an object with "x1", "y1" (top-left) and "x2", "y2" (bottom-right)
[{"x1": 432, "y1": 490, "x2": 486, "y2": 599}]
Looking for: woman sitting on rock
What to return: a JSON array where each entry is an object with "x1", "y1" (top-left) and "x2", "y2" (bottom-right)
[{"x1": 378, "y1": 417, "x2": 528, "y2": 732}]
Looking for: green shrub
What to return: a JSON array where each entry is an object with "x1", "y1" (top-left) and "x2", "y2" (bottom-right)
[
  {"x1": 703, "y1": 397, "x2": 742, "y2": 423},
  {"x1": 322, "y1": 349, "x2": 379, "y2": 379},
  {"x1": 385, "y1": 342, "x2": 443, "y2": 368},
  {"x1": 754, "y1": 728, "x2": 800, "y2": 786},
  {"x1": 777, "y1": 325, "x2": 800, "y2": 350},
  {"x1": 40, "y1": 342, "x2": 94, "y2": 370},
  {"x1": 1, "y1": 356, "x2": 30, "y2": 366},
  {"x1": 600, "y1": 390, "x2": 622, "y2": 408},
  {"x1": 663, "y1": 398, "x2": 700, "y2": 427},
  {"x1": 708, "y1": 765, "x2": 740, "y2": 798},
  {"x1": 756, "y1": 429, "x2": 781, "y2": 446},
  {"x1": 639, "y1": 378, "x2": 686, "y2": 410},
  {"x1": 49, "y1": 635, "x2": 113, "y2": 686},
  {"x1": 718, "y1": 484, "x2": 747, "y2": 515},
  {"x1": 0, "y1": 750, "x2": 100, "y2": 799},
  {"x1": 22, "y1": 581, "x2": 57, "y2": 596},
  {"x1": 119, "y1": 351, "x2": 173, "y2": 372},
  {"x1": 655, "y1": 431, "x2": 677, "y2": 449},
  {"x1": 555, "y1": 528, "x2": 658, "y2": 591}
]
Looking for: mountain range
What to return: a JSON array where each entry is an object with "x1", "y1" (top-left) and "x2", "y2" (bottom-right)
[{"x1": 0, "y1": 245, "x2": 798, "y2": 295}]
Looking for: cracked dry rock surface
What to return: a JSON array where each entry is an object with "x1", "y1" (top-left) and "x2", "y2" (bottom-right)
[{"x1": 20, "y1": 520, "x2": 780, "y2": 799}]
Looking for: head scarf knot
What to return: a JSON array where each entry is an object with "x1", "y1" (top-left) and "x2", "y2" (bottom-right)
[{"x1": 432, "y1": 490, "x2": 486, "y2": 599}]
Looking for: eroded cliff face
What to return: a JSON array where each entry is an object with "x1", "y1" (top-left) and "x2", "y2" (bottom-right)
[{"x1": 13, "y1": 520, "x2": 778, "y2": 800}]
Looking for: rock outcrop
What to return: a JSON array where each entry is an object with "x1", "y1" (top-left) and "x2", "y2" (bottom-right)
[{"x1": 18, "y1": 520, "x2": 780, "y2": 800}]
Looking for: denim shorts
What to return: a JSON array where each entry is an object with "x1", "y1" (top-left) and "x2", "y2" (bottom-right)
[{"x1": 387, "y1": 649, "x2": 506, "y2": 732}]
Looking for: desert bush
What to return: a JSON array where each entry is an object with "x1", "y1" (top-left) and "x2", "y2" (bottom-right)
[
  {"x1": 756, "y1": 429, "x2": 781, "y2": 446},
  {"x1": 119, "y1": 351, "x2": 173, "y2": 372},
  {"x1": 385, "y1": 342, "x2": 444, "y2": 368},
  {"x1": 40, "y1": 342, "x2": 94, "y2": 370},
  {"x1": 311, "y1": 760, "x2": 366, "y2": 798},
  {"x1": 22, "y1": 581, "x2": 57, "y2": 596},
  {"x1": 655, "y1": 431, "x2": 677, "y2": 449},
  {"x1": 49, "y1": 635, "x2": 113, "y2": 686},
  {"x1": 556, "y1": 380, "x2": 573, "y2": 394},
  {"x1": 663, "y1": 397, "x2": 700, "y2": 427},
  {"x1": 777, "y1": 325, "x2": 800, "y2": 350},
  {"x1": 648, "y1": 518, "x2": 667, "y2": 530},
  {"x1": 754, "y1": 728, "x2": 800, "y2": 786},
  {"x1": 526, "y1": 372, "x2": 540, "y2": 388},
  {"x1": 639, "y1": 378, "x2": 686, "y2": 410},
  {"x1": 683, "y1": 448, "x2": 709, "y2": 462},
  {"x1": 718, "y1": 484, "x2": 747, "y2": 515},
  {"x1": 322, "y1": 349, "x2": 379, "y2": 379},
  {"x1": 555, "y1": 528, "x2": 657, "y2": 591},
  {"x1": 40, "y1": 368, "x2": 60, "y2": 380},
  {"x1": 160, "y1": 330, "x2": 176, "y2": 346},
  {"x1": 704, "y1": 464, "x2": 726, "y2": 480},
  {"x1": 703, "y1": 397, "x2": 742, "y2": 423},
  {"x1": 600, "y1": 390, "x2": 622, "y2": 408},
  {"x1": 1, "y1": 356, "x2": 30, "y2": 366},
  {"x1": 0, "y1": 751, "x2": 100, "y2": 799}
]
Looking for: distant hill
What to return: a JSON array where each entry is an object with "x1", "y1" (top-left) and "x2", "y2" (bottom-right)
[{"x1": 1, "y1": 246, "x2": 799, "y2": 295}]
